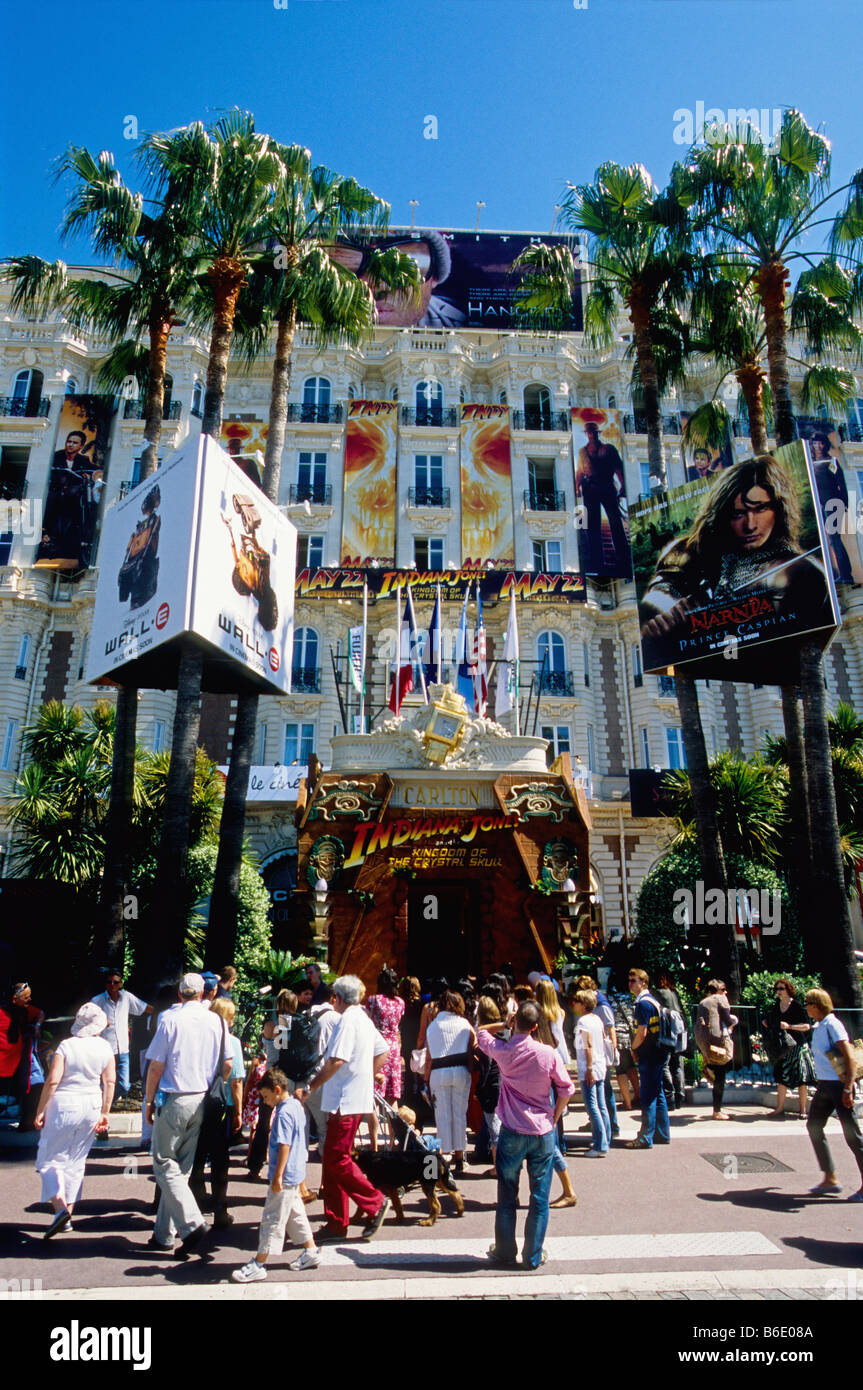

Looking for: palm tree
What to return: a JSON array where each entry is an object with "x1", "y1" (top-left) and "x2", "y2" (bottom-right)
[
  {"x1": 675, "y1": 111, "x2": 863, "y2": 1005},
  {"x1": 512, "y1": 166, "x2": 739, "y2": 992},
  {"x1": 207, "y1": 145, "x2": 422, "y2": 964},
  {"x1": 663, "y1": 750, "x2": 788, "y2": 863}
]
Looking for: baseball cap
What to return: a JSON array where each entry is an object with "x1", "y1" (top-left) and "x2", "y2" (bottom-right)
[
  {"x1": 179, "y1": 972, "x2": 205, "y2": 997},
  {"x1": 200, "y1": 972, "x2": 219, "y2": 992}
]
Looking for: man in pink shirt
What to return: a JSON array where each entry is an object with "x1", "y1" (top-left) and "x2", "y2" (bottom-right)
[{"x1": 477, "y1": 1000, "x2": 575, "y2": 1270}]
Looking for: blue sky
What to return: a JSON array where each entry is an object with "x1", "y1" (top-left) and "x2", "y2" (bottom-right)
[{"x1": 2, "y1": 0, "x2": 861, "y2": 259}]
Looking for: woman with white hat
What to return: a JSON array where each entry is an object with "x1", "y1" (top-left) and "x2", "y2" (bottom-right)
[{"x1": 33, "y1": 1002, "x2": 116, "y2": 1239}]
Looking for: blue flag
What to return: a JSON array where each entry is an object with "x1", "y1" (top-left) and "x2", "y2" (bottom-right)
[
  {"x1": 425, "y1": 584, "x2": 442, "y2": 689},
  {"x1": 456, "y1": 583, "x2": 475, "y2": 709}
]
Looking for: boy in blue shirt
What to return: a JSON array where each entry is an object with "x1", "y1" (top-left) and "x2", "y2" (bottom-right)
[{"x1": 232, "y1": 1069, "x2": 320, "y2": 1281}]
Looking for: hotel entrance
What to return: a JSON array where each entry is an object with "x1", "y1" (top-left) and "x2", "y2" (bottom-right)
[{"x1": 406, "y1": 881, "x2": 481, "y2": 984}]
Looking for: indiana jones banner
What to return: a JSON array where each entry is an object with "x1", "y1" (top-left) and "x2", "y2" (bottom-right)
[
  {"x1": 220, "y1": 420, "x2": 268, "y2": 490},
  {"x1": 341, "y1": 401, "x2": 398, "y2": 564},
  {"x1": 36, "y1": 394, "x2": 115, "y2": 574},
  {"x1": 460, "y1": 404, "x2": 514, "y2": 565},
  {"x1": 630, "y1": 440, "x2": 839, "y2": 684}
]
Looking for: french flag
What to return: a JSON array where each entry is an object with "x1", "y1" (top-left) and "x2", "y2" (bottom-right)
[
  {"x1": 472, "y1": 587, "x2": 488, "y2": 717},
  {"x1": 388, "y1": 591, "x2": 415, "y2": 713}
]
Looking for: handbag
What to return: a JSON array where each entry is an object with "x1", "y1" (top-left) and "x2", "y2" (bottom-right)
[
  {"x1": 779, "y1": 1029, "x2": 798, "y2": 1053},
  {"x1": 827, "y1": 1037, "x2": 863, "y2": 1082},
  {"x1": 204, "y1": 1021, "x2": 227, "y2": 1120},
  {"x1": 409, "y1": 1047, "x2": 428, "y2": 1076}
]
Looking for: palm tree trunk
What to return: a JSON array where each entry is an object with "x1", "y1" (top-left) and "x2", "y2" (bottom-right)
[
  {"x1": 674, "y1": 671, "x2": 740, "y2": 1000},
  {"x1": 140, "y1": 645, "x2": 204, "y2": 991},
  {"x1": 202, "y1": 260, "x2": 246, "y2": 438},
  {"x1": 756, "y1": 259, "x2": 795, "y2": 448},
  {"x1": 736, "y1": 362, "x2": 769, "y2": 455},
  {"x1": 628, "y1": 291, "x2": 666, "y2": 484},
  {"x1": 799, "y1": 641, "x2": 863, "y2": 1007},
  {"x1": 208, "y1": 690, "x2": 258, "y2": 963},
  {"x1": 781, "y1": 682, "x2": 814, "y2": 969},
  {"x1": 94, "y1": 683, "x2": 137, "y2": 969},
  {"x1": 262, "y1": 304, "x2": 297, "y2": 497},
  {"x1": 140, "y1": 314, "x2": 170, "y2": 479}
]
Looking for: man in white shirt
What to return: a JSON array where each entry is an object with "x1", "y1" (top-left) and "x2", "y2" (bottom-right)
[
  {"x1": 144, "y1": 973, "x2": 230, "y2": 1258},
  {"x1": 92, "y1": 971, "x2": 153, "y2": 1099},
  {"x1": 294, "y1": 975, "x2": 390, "y2": 1243}
]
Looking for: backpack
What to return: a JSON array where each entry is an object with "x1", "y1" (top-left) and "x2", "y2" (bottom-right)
[
  {"x1": 657, "y1": 1004, "x2": 688, "y2": 1054},
  {"x1": 275, "y1": 1012, "x2": 322, "y2": 1086}
]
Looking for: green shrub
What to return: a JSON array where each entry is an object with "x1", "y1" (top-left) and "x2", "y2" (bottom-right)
[{"x1": 739, "y1": 970, "x2": 821, "y2": 1020}]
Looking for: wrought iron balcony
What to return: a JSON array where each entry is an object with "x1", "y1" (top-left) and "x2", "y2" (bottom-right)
[
  {"x1": 840, "y1": 422, "x2": 863, "y2": 443},
  {"x1": 408, "y1": 486, "x2": 451, "y2": 508},
  {"x1": 0, "y1": 397, "x2": 50, "y2": 418},
  {"x1": 288, "y1": 483, "x2": 333, "y2": 506},
  {"x1": 623, "y1": 412, "x2": 648, "y2": 434},
  {"x1": 523, "y1": 488, "x2": 566, "y2": 513},
  {"x1": 400, "y1": 406, "x2": 459, "y2": 428},
  {"x1": 123, "y1": 400, "x2": 182, "y2": 420},
  {"x1": 290, "y1": 665, "x2": 322, "y2": 693},
  {"x1": 0, "y1": 477, "x2": 27, "y2": 501},
  {"x1": 663, "y1": 413, "x2": 681, "y2": 434},
  {"x1": 538, "y1": 669, "x2": 575, "y2": 697},
  {"x1": 512, "y1": 409, "x2": 570, "y2": 432},
  {"x1": 658, "y1": 674, "x2": 677, "y2": 696},
  {"x1": 287, "y1": 403, "x2": 344, "y2": 424}
]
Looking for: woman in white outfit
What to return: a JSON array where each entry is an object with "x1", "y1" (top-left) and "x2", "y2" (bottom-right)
[
  {"x1": 424, "y1": 990, "x2": 476, "y2": 1173},
  {"x1": 34, "y1": 1002, "x2": 115, "y2": 1239}
]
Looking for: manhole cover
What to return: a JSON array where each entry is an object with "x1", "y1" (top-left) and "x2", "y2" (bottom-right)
[{"x1": 701, "y1": 1151, "x2": 793, "y2": 1174}]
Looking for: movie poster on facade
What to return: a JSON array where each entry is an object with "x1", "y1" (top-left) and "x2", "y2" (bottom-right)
[
  {"x1": 679, "y1": 410, "x2": 734, "y2": 482},
  {"x1": 796, "y1": 417, "x2": 863, "y2": 585},
  {"x1": 35, "y1": 394, "x2": 116, "y2": 573},
  {"x1": 220, "y1": 420, "x2": 268, "y2": 490},
  {"x1": 341, "y1": 401, "x2": 398, "y2": 564},
  {"x1": 87, "y1": 435, "x2": 296, "y2": 694},
  {"x1": 629, "y1": 440, "x2": 839, "y2": 683},
  {"x1": 571, "y1": 407, "x2": 632, "y2": 579},
  {"x1": 327, "y1": 229, "x2": 582, "y2": 332},
  {"x1": 460, "y1": 404, "x2": 514, "y2": 564}
]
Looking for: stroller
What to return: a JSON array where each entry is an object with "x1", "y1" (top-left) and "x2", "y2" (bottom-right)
[{"x1": 354, "y1": 1092, "x2": 465, "y2": 1227}]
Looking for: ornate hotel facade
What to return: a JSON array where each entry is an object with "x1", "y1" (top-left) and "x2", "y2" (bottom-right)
[{"x1": 3, "y1": 261, "x2": 863, "y2": 951}]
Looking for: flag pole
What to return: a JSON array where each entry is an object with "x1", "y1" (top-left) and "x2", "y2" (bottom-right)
[
  {"x1": 359, "y1": 578, "x2": 368, "y2": 733},
  {"x1": 435, "y1": 582, "x2": 442, "y2": 684},
  {"x1": 407, "y1": 583, "x2": 427, "y2": 702}
]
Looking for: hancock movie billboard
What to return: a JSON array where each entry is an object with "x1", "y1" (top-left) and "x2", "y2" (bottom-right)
[
  {"x1": 87, "y1": 435, "x2": 297, "y2": 694},
  {"x1": 629, "y1": 440, "x2": 839, "y2": 684},
  {"x1": 328, "y1": 228, "x2": 582, "y2": 331}
]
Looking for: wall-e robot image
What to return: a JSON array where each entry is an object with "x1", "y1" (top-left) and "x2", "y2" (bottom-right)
[{"x1": 221, "y1": 492, "x2": 278, "y2": 631}]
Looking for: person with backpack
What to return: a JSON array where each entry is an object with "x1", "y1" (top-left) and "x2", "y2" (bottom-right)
[
  {"x1": 625, "y1": 969, "x2": 671, "y2": 1150},
  {"x1": 656, "y1": 970, "x2": 688, "y2": 1111},
  {"x1": 695, "y1": 980, "x2": 738, "y2": 1121}
]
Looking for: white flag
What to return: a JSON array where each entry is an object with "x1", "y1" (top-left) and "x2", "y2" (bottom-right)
[
  {"x1": 495, "y1": 587, "x2": 520, "y2": 723},
  {"x1": 348, "y1": 626, "x2": 364, "y2": 694}
]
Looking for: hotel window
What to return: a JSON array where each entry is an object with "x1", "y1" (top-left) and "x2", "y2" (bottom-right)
[
  {"x1": 65, "y1": 378, "x2": 78, "y2": 395},
  {"x1": 527, "y1": 457, "x2": 557, "y2": 508},
  {"x1": 191, "y1": 380, "x2": 204, "y2": 417},
  {"x1": 640, "y1": 726, "x2": 650, "y2": 766},
  {"x1": 632, "y1": 644, "x2": 643, "y2": 688},
  {"x1": 541, "y1": 725, "x2": 571, "y2": 764},
  {"x1": 153, "y1": 720, "x2": 166, "y2": 753},
  {"x1": 15, "y1": 634, "x2": 30, "y2": 679},
  {"x1": 414, "y1": 454, "x2": 445, "y2": 503},
  {"x1": 296, "y1": 452, "x2": 328, "y2": 502},
  {"x1": 414, "y1": 536, "x2": 444, "y2": 569},
  {"x1": 582, "y1": 640, "x2": 590, "y2": 688},
  {"x1": 302, "y1": 376, "x2": 331, "y2": 408},
  {"x1": 532, "y1": 538, "x2": 562, "y2": 572},
  {"x1": 607, "y1": 394, "x2": 617, "y2": 409},
  {"x1": 292, "y1": 628, "x2": 320, "y2": 692},
  {"x1": 0, "y1": 532, "x2": 13, "y2": 566},
  {"x1": 284, "y1": 722, "x2": 315, "y2": 766},
  {"x1": 296, "y1": 534, "x2": 325, "y2": 569},
  {"x1": 523, "y1": 383, "x2": 552, "y2": 428},
  {"x1": 639, "y1": 460, "x2": 651, "y2": 499},
  {"x1": 1, "y1": 719, "x2": 18, "y2": 771},
  {"x1": 78, "y1": 634, "x2": 89, "y2": 682},
  {"x1": 586, "y1": 723, "x2": 596, "y2": 772},
  {"x1": 666, "y1": 726, "x2": 687, "y2": 770},
  {"x1": 257, "y1": 723, "x2": 268, "y2": 765},
  {"x1": 498, "y1": 389, "x2": 508, "y2": 405}
]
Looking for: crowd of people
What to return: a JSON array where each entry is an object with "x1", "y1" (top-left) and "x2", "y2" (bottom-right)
[{"x1": 11, "y1": 961, "x2": 863, "y2": 1274}]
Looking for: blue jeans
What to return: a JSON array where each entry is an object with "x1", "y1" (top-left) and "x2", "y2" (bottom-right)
[
  {"x1": 495, "y1": 1126, "x2": 555, "y2": 1269},
  {"x1": 583, "y1": 1080, "x2": 611, "y2": 1152},
  {"x1": 115, "y1": 1053, "x2": 130, "y2": 1097},
  {"x1": 638, "y1": 1057, "x2": 670, "y2": 1145},
  {"x1": 604, "y1": 1075, "x2": 619, "y2": 1134}
]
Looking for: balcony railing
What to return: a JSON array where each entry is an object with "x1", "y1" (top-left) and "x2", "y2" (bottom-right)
[
  {"x1": 287, "y1": 403, "x2": 344, "y2": 424},
  {"x1": 840, "y1": 422, "x2": 863, "y2": 443},
  {"x1": 0, "y1": 477, "x2": 27, "y2": 501},
  {"x1": 408, "y1": 486, "x2": 451, "y2": 508},
  {"x1": 538, "y1": 669, "x2": 575, "y2": 696},
  {"x1": 622, "y1": 412, "x2": 680, "y2": 434},
  {"x1": 524, "y1": 489, "x2": 567, "y2": 513},
  {"x1": 288, "y1": 483, "x2": 333, "y2": 506},
  {"x1": 512, "y1": 409, "x2": 570, "y2": 432},
  {"x1": 400, "y1": 406, "x2": 459, "y2": 428},
  {"x1": 290, "y1": 665, "x2": 322, "y2": 693},
  {"x1": 0, "y1": 397, "x2": 50, "y2": 418},
  {"x1": 123, "y1": 400, "x2": 182, "y2": 420},
  {"x1": 658, "y1": 674, "x2": 677, "y2": 697}
]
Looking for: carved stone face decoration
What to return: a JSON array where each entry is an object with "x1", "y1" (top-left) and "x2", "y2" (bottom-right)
[
  {"x1": 541, "y1": 839, "x2": 577, "y2": 889},
  {"x1": 307, "y1": 835, "x2": 345, "y2": 888}
]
